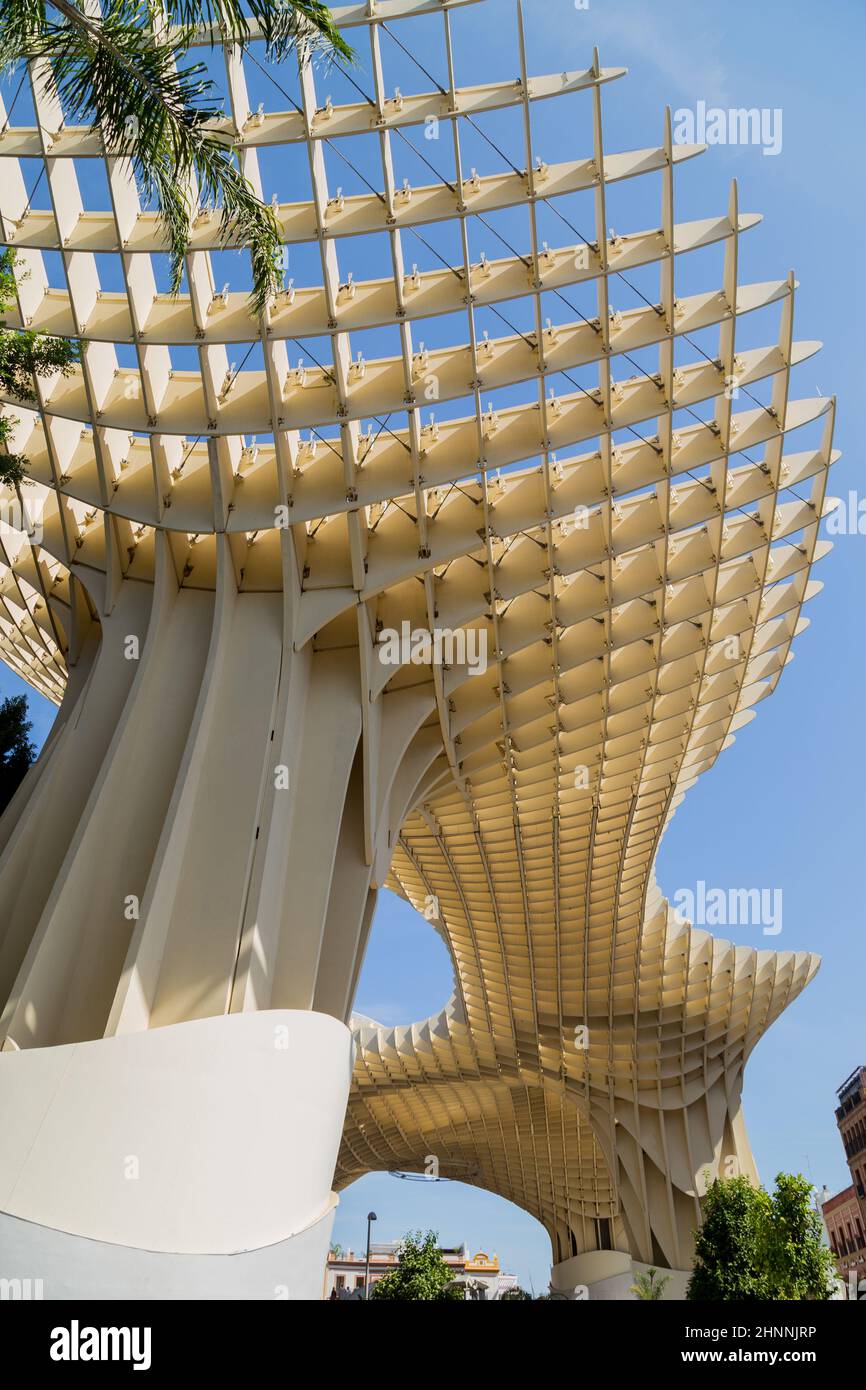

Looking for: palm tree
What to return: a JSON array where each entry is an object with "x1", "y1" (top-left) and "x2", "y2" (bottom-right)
[
  {"x1": 0, "y1": 2, "x2": 352, "y2": 316},
  {"x1": 0, "y1": 3, "x2": 350, "y2": 483},
  {"x1": 629, "y1": 1266, "x2": 670, "y2": 1301}
]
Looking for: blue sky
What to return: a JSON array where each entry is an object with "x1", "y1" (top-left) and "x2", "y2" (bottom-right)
[{"x1": 1, "y1": 0, "x2": 863, "y2": 1292}]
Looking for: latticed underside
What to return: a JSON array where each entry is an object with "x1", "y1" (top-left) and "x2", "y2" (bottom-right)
[{"x1": 0, "y1": 0, "x2": 836, "y2": 1270}]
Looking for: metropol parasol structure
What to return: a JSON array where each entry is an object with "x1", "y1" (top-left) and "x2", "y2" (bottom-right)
[{"x1": 0, "y1": 0, "x2": 836, "y2": 1298}]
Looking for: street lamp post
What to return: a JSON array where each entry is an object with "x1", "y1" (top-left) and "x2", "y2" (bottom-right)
[{"x1": 364, "y1": 1212, "x2": 377, "y2": 1299}]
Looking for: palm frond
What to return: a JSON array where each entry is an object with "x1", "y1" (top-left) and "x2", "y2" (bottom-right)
[
  {"x1": 161, "y1": 0, "x2": 354, "y2": 63},
  {"x1": 0, "y1": 0, "x2": 352, "y2": 313}
]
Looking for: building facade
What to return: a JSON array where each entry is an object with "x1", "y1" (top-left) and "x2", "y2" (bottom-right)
[
  {"x1": 835, "y1": 1067, "x2": 866, "y2": 1229},
  {"x1": 818, "y1": 1066, "x2": 866, "y2": 1298},
  {"x1": 325, "y1": 1242, "x2": 517, "y2": 1300},
  {"x1": 0, "y1": 0, "x2": 837, "y2": 1299},
  {"x1": 820, "y1": 1186, "x2": 866, "y2": 1296}
]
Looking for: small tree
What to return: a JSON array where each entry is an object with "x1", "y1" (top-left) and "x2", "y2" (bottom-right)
[
  {"x1": 499, "y1": 1286, "x2": 532, "y2": 1301},
  {"x1": 687, "y1": 1172, "x2": 835, "y2": 1301},
  {"x1": 368, "y1": 1231, "x2": 464, "y2": 1301},
  {"x1": 763, "y1": 1173, "x2": 835, "y2": 1301},
  {"x1": 0, "y1": 693, "x2": 35, "y2": 813},
  {"x1": 688, "y1": 1174, "x2": 772, "y2": 1301},
  {"x1": 630, "y1": 1267, "x2": 670, "y2": 1301}
]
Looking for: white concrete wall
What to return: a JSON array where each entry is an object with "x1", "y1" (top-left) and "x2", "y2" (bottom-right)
[
  {"x1": 550, "y1": 1250, "x2": 634, "y2": 1300},
  {"x1": 550, "y1": 1252, "x2": 692, "y2": 1300},
  {"x1": 0, "y1": 1201, "x2": 337, "y2": 1301},
  {"x1": 0, "y1": 1011, "x2": 353, "y2": 1289}
]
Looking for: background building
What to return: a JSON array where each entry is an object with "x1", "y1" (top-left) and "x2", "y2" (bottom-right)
[
  {"x1": 325, "y1": 1242, "x2": 518, "y2": 1300},
  {"x1": 816, "y1": 1066, "x2": 866, "y2": 1298},
  {"x1": 835, "y1": 1067, "x2": 866, "y2": 1228},
  {"x1": 820, "y1": 1186, "x2": 866, "y2": 1294}
]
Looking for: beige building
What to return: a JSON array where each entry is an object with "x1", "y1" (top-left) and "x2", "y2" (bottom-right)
[
  {"x1": 0, "y1": 0, "x2": 837, "y2": 1299},
  {"x1": 820, "y1": 1186, "x2": 866, "y2": 1296},
  {"x1": 819, "y1": 1067, "x2": 866, "y2": 1298},
  {"x1": 325, "y1": 1242, "x2": 517, "y2": 1299},
  {"x1": 836, "y1": 1067, "x2": 866, "y2": 1230}
]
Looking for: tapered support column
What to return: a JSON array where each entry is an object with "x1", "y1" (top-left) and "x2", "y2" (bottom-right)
[
  {"x1": 0, "y1": 533, "x2": 420, "y2": 1048},
  {"x1": 0, "y1": 535, "x2": 440, "y2": 1298}
]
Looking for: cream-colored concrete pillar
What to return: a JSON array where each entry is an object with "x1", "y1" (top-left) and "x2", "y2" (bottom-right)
[
  {"x1": 0, "y1": 533, "x2": 425, "y2": 1049},
  {"x1": 0, "y1": 537, "x2": 433, "y2": 1298}
]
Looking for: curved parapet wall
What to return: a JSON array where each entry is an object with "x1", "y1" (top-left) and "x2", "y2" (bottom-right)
[
  {"x1": 0, "y1": 1011, "x2": 353, "y2": 1298},
  {"x1": 0, "y1": 1202, "x2": 338, "y2": 1302}
]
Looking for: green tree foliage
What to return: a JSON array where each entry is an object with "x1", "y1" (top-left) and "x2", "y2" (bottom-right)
[
  {"x1": 688, "y1": 1174, "x2": 771, "y2": 1301},
  {"x1": 0, "y1": 249, "x2": 78, "y2": 485},
  {"x1": 0, "y1": 5, "x2": 350, "y2": 480},
  {"x1": 499, "y1": 1286, "x2": 532, "y2": 1301},
  {"x1": 763, "y1": 1172, "x2": 837, "y2": 1301},
  {"x1": 687, "y1": 1172, "x2": 835, "y2": 1301},
  {"x1": 0, "y1": 2, "x2": 352, "y2": 316},
  {"x1": 368, "y1": 1231, "x2": 465, "y2": 1301},
  {"x1": 0, "y1": 693, "x2": 36, "y2": 814}
]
